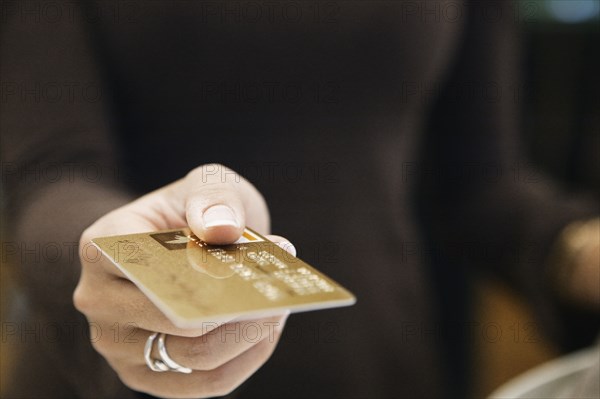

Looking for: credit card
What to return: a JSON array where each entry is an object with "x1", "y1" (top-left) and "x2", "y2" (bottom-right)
[{"x1": 92, "y1": 228, "x2": 355, "y2": 328}]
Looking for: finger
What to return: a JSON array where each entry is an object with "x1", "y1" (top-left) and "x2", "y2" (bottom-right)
[
  {"x1": 92, "y1": 314, "x2": 287, "y2": 372},
  {"x1": 81, "y1": 179, "x2": 188, "y2": 238},
  {"x1": 265, "y1": 234, "x2": 297, "y2": 257},
  {"x1": 114, "y1": 327, "x2": 284, "y2": 398},
  {"x1": 184, "y1": 164, "x2": 248, "y2": 244},
  {"x1": 161, "y1": 315, "x2": 287, "y2": 370},
  {"x1": 74, "y1": 275, "x2": 222, "y2": 338},
  {"x1": 183, "y1": 164, "x2": 270, "y2": 244},
  {"x1": 77, "y1": 181, "x2": 188, "y2": 281},
  {"x1": 80, "y1": 163, "x2": 268, "y2": 250}
]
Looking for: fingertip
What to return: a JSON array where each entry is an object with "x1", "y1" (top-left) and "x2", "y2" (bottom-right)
[
  {"x1": 266, "y1": 235, "x2": 297, "y2": 257},
  {"x1": 275, "y1": 241, "x2": 297, "y2": 257},
  {"x1": 188, "y1": 204, "x2": 244, "y2": 244}
]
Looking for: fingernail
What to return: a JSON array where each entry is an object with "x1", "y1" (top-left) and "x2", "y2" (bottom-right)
[
  {"x1": 276, "y1": 241, "x2": 297, "y2": 257},
  {"x1": 202, "y1": 205, "x2": 240, "y2": 229}
]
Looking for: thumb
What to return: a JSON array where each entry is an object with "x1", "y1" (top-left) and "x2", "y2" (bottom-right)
[{"x1": 184, "y1": 164, "x2": 246, "y2": 244}]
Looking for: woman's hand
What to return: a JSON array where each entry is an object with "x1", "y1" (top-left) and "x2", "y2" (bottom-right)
[{"x1": 74, "y1": 164, "x2": 292, "y2": 398}]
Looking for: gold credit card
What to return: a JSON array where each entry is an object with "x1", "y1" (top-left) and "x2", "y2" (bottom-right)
[{"x1": 92, "y1": 228, "x2": 355, "y2": 328}]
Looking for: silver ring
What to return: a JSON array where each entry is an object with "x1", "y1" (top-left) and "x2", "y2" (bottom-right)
[
  {"x1": 157, "y1": 333, "x2": 192, "y2": 374},
  {"x1": 144, "y1": 332, "x2": 169, "y2": 372}
]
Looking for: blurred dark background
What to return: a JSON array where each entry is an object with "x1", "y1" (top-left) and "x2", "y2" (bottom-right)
[
  {"x1": 522, "y1": 1, "x2": 599, "y2": 195},
  {"x1": 470, "y1": 1, "x2": 599, "y2": 396}
]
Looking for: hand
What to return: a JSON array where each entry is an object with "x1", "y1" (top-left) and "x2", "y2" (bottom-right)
[
  {"x1": 74, "y1": 164, "x2": 293, "y2": 398},
  {"x1": 566, "y1": 240, "x2": 600, "y2": 309},
  {"x1": 554, "y1": 218, "x2": 600, "y2": 310}
]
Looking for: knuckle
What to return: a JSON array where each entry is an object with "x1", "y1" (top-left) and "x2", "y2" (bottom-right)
[
  {"x1": 187, "y1": 163, "x2": 242, "y2": 187},
  {"x1": 202, "y1": 162, "x2": 227, "y2": 171},
  {"x1": 195, "y1": 184, "x2": 233, "y2": 199},
  {"x1": 188, "y1": 163, "x2": 225, "y2": 179},
  {"x1": 78, "y1": 226, "x2": 95, "y2": 250},
  {"x1": 72, "y1": 283, "x2": 91, "y2": 313},
  {"x1": 72, "y1": 281, "x2": 104, "y2": 317}
]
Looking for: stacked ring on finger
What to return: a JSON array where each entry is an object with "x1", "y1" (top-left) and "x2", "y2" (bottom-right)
[{"x1": 144, "y1": 332, "x2": 192, "y2": 374}]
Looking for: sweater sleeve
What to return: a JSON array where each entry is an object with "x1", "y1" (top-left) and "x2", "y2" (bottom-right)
[
  {"x1": 419, "y1": 0, "x2": 599, "y2": 348},
  {"x1": 1, "y1": 1, "x2": 136, "y2": 397}
]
